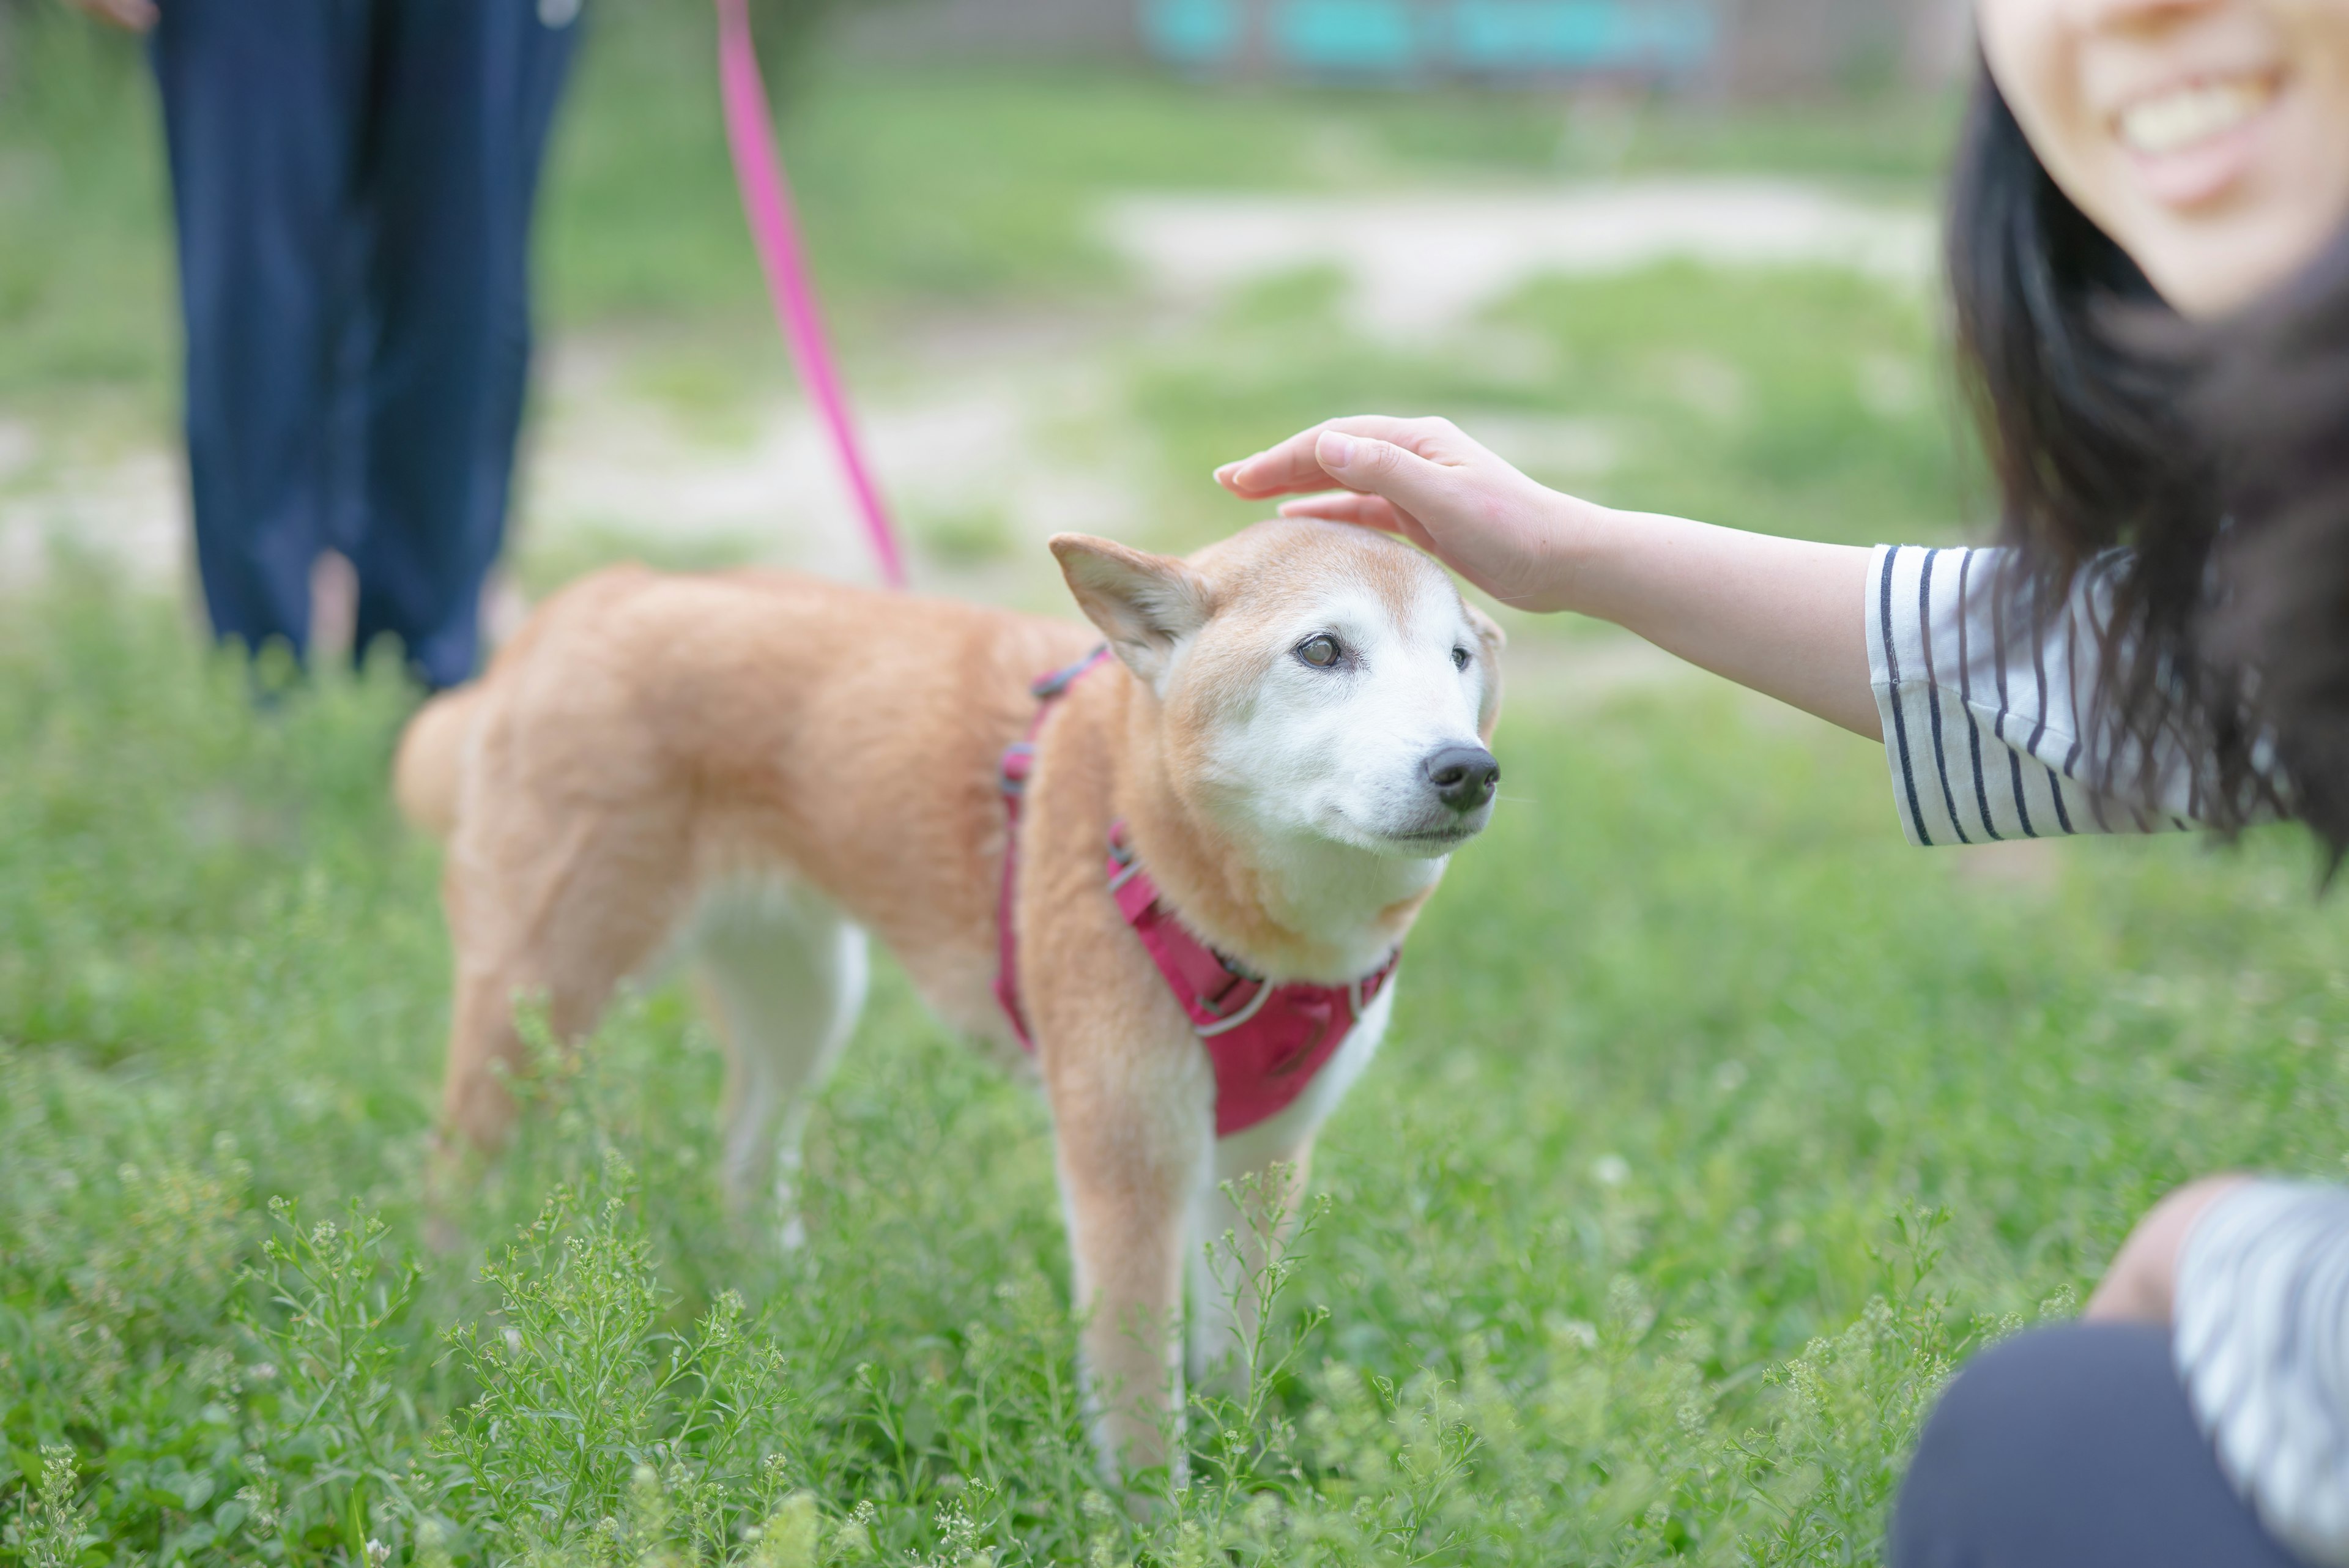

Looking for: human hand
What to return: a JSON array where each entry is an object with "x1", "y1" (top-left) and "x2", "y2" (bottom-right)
[
  {"x1": 61, "y1": 0, "x2": 158, "y2": 30},
  {"x1": 2085, "y1": 1175, "x2": 2255, "y2": 1325},
  {"x1": 1215, "y1": 415, "x2": 1596, "y2": 613}
]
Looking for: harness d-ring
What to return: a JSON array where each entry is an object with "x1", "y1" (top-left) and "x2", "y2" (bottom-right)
[{"x1": 1193, "y1": 978, "x2": 1275, "y2": 1038}]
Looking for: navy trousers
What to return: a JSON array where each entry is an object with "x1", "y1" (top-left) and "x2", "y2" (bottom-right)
[
  {"x1": 1891, "y1": 1322, "x2": 2311, "y2": 1567},
  {"x1": 152, "y1": 0, "x2": 577, "y2": 690}
]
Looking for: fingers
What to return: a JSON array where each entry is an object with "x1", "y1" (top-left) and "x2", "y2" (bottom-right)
[
  {"x1": 1274, "y1": 491, "x2": 1405, "y2": 531},
  {"x1": 1216, "y1": 415, "x2": 1465, "y2": 500},
  {"x1": 1277, "y1": 493, "x2": 1441, "y2": 557},
  {"x1": 1301, "y1": 429, "x2": 1466, "y2": 530},
  {"x1": 1214, "y1": 426, "x2": 1345, "y2": 500}
]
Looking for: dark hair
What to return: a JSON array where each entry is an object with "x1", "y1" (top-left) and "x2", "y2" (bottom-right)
[{"x1": 1945, "y1": 67, "x2": 2349, "y2": 860}]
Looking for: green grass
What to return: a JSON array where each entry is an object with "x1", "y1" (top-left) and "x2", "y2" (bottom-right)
[{"x1": 7, "y1": 563, "x2": 2348, "y2": 1567}]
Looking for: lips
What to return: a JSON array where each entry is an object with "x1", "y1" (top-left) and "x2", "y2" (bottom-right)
[
  {"x1": 2115, "y1": 74, "x2": 2279, "y2": 155},
  {"x1": 2102, "y1": 66, "x2": 2287, "y2": 210}
]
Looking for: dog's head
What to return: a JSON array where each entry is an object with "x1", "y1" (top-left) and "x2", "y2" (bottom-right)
[{"x1": 1051, "y1": 519, "x2": 1504, "y2": 861}]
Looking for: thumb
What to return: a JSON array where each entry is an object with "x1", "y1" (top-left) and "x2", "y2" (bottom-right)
[{"x1": 1316, "y1": 429, "x2": 1457, "y2": 518}]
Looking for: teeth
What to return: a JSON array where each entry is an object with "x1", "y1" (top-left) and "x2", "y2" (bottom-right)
[{"x1": 2118, "y1": 77, "x2": 2276, "y2": 155}]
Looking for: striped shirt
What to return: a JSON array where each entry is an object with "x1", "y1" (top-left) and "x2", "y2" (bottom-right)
[
  {"x1": 1865, "y1": 543, "x2": 2208, "y2": 846},
  {"x1": 1873, "y1": 543, "x2": 2343, "y2": 1560},
  {"x1": 2178, "y1": 1184, "x2": 2349, "y2": 1566}
]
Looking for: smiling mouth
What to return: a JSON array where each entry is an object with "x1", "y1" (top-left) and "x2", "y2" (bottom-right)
[{"x1": 2115, "y1": 74, "x2": 2279, "y2": 157}]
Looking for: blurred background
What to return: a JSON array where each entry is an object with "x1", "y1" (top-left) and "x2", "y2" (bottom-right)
[{"x1": 0, "y1": 0, "x2": 1978, "y2": 634}]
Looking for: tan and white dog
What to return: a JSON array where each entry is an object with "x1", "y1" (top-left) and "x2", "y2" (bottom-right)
[{"x1": 395, "y1": 517, "x2": 1503, "y2": 1478}]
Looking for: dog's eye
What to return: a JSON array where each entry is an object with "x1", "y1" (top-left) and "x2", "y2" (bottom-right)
[
  {"x1": 1452, "y1": 645, "x2": 1472, "y2": 671},
  {"x1": 1296, "y1": 634, "x2": 1343, "y2": 669}
]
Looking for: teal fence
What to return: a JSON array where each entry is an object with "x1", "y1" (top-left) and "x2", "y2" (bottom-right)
[{"x1": 1140, "y1": 0, "x2": 1715, "y2": 79}]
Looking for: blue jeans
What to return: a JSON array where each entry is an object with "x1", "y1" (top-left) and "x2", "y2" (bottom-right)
[
  {"x1": 152, "y1": 0, "x2": 578, "y2": 689},
  {"x1": 1893, "y1": 1321, "x2": 2309, "y2": 1568}
]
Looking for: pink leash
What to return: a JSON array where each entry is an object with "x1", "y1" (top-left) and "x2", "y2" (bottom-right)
[{"x1": 715, "y1": 0, "x2": 908, "y2": 589}]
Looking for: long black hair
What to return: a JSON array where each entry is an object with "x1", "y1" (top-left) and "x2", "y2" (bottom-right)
[{"x1": 1945, "y1": 69, "x2": 2348, "y2": 860}]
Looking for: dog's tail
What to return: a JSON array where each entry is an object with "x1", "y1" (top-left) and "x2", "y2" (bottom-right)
[{"x1": 394, "y1": 683, "x2": 488, "y2": 842}]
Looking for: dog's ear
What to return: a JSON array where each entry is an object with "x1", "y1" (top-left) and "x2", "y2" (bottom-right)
[
  {"x1": 1050, "y1": 534, "x2": 1213, "y2": 689},
  {"x1": 1465, "y1": 598, "x2": 1505, "y2": 741}
]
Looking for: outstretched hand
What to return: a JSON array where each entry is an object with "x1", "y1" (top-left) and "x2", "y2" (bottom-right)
[{"x1": 1215, "y1": 416, "x2": 1590, "y2": 613}]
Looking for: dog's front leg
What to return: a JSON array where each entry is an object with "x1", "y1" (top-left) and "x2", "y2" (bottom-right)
[{"x1": 1047, "y1": 1036, "x2": 1215, "y2": 1490}]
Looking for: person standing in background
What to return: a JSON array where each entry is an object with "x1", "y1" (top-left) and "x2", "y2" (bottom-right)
[{"x1": 64, "y1": 0, "x2": 581, "y2": 691}]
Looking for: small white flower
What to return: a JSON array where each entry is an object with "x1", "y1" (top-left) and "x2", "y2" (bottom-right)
[{"x1": 1592, "y1": 1154, "x2": 1630, "y2": 1188}]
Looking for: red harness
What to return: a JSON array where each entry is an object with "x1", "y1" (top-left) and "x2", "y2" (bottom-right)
[{"x1": 994, "y1": 648, "x2": 1399, "y2": 1137}]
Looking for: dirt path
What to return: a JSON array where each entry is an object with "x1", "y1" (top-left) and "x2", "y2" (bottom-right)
[{"x1": 1102, "y1": 179, "x2": 1934, "y2": 342}]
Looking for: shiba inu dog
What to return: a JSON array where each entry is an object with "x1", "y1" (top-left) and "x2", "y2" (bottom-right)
[{"x1": 395, "y1": 517, "x2": 1503, "y2": 1479}]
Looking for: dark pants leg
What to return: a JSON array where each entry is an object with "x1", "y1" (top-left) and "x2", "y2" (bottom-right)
[
  {"x1": 349, "y1": 0, "x2": 576, "y2": 689},
  {"x1": 153, "y1": 0, "x2": 576, "y2": 689},
  {"x1": 1891, "y1": 1322, "x2": 2309, "y2": 1568},
  {"x1": 152, "y1": 0, "x2": 373, "y2": 664}
]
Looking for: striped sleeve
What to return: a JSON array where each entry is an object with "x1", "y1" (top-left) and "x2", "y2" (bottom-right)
[
  {"x1": 2173, "y1": 1181, "x2": 2349, "y2": 1567},
  {"x1": 1865, "y1": 543, "x2": 2206, "y2": 848}
]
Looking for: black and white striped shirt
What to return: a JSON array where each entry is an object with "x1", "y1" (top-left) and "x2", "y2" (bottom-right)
[
  {"x1": 1866, "y1": 543, "x2": 2208, "y2": 846},
  {"x1": 1872, "y1": 543, "x2": 2345, "y2": 1560},
  {"x1": 2178, "y1": 1184, "x2": 2349, "y2": 1566}
]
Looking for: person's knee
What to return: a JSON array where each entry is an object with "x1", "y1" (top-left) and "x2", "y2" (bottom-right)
[{"x1": 1892, "y1": 1322, "x2": 2173, "y2": 1568}]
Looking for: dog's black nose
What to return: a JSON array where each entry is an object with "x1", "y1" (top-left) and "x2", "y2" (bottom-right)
[{"x1": 1423, "y1": 745, "x2": 1499, "y2": 812}]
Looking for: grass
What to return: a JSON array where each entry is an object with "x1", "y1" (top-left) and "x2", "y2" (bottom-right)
[
  {"x1": 7, "y1": 567, "x2": 2348, "y2": 1567},
  {"x1": 7, "y1": 10, "x2": 2336, "y2": 1566}
]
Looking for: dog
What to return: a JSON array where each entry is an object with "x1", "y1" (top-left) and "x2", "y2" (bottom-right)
[{"x1": 394, "y1": 517, "x2": 1504, "y2": 1479}]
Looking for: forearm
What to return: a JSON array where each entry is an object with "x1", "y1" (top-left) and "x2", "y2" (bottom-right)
[{"x1": 1556, "y1": 502, "x2": 1880, "y2": 740}]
